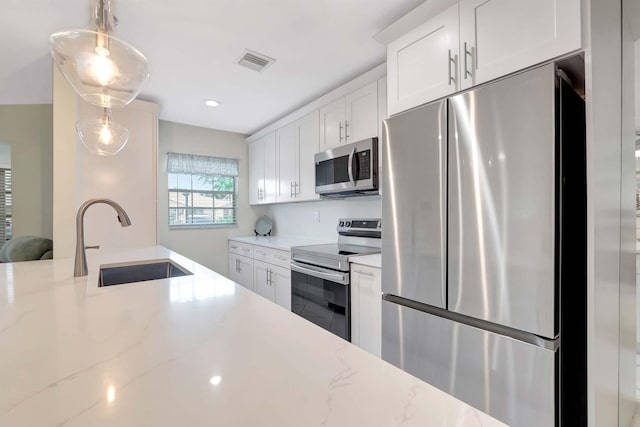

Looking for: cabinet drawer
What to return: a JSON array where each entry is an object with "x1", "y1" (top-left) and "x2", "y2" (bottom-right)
[
  {"x1": 253, "y1": 246, "x2": 291, "y2": 269},
  {"x1": 228, "y1": 241, "x2": 254, "y2": 257}
]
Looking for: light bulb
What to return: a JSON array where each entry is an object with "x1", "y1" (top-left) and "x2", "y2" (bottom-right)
[
  {"x1": 89, "y1": 53, "x2": 117, "y2": 86},
  {"x1": 99, "y1": 123, "x2": 113, "y2": 145},
  {"x1": 50, "y1": 29, "x2": 149, "y2": 108},
  {"x1": 76, "y1": 109, "x2": 129, "y2": 156}
]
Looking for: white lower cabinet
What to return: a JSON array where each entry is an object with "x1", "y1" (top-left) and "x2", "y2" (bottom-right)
[
  {"x1": 228, "y1": 241, "x2": 292, "y2": 311},
  {"x1": 350, "y1": 264, "x2": 382, "y2": 357},
  {"x1": 254, "y1": 260, "x2": 291, "y2": 310},
  {"x1": 228, "y1": 253, "x2": 254, "y2": 291}
]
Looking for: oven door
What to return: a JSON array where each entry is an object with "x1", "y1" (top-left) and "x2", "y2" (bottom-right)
[
  {"x1": 290, "y1": 261, "x2": 351, "y2": 341},
  {"x1": 314, "y1": 138, "x2": 377, "y2": 195}
]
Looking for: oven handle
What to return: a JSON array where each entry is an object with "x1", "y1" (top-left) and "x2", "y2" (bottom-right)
[
  {"x1": 290, "y1": 262, "x2": 349, "y2": 285},
  {"x1": 348, "y1": 146, "x2": 356, "y2": 186}
]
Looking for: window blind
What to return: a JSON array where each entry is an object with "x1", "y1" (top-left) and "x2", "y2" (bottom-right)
[
  {"x1": 0, "y1": 168, "x2": 12, "y2": 245},
  {"x1": 167, "y1": 153, "x2": 239, "y2": 177},
  {"x1": 166, "y1": 154, "x2": 238, "y2": 227}
]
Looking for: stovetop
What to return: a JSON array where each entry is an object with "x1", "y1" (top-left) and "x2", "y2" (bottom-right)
[
  {"x1": 290, "y1": 218, "x2": 381, "y2": 272},
  {"x1": 292, "y1": 243, "x2": 381, "y2": 258}
]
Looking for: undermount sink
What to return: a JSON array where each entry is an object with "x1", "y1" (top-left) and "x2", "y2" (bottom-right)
[{"x1": 98, "y1": 259, "x2": 192, "y2": 287}]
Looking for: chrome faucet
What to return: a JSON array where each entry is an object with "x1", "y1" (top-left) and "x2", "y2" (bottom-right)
[{"x1": 74, "y1": 198, "x2": 132, "y2": 277}]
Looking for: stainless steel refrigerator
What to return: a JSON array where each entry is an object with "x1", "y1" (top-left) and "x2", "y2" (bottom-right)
[{"x1": 381, "y1": 63, "x2": 586, "y2": 427}]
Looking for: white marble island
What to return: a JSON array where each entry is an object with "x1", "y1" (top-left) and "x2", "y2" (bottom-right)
[{"x1": 0, "y1": 246, "x2": 505, "y2": 427}]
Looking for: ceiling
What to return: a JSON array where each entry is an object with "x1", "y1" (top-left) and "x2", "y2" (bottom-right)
[{"x1": 1, "y1": 0, "x2": 424, "y2": 135}]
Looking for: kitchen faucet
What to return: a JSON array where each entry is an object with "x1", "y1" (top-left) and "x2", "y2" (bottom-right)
[{"x1": 74, "y1": 198, "x2": 132, "y2": 277}]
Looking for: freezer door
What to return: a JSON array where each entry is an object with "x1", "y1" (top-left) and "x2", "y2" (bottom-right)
[
  {"x1": 382, "y1": 300, "x2": 556, "y2": 427},
  {"x1": 382, "y1": 100, "x2": 447, "y2": 308},
  {"x1": 448, "y1": 63, "x2": 557, "y2": 338}
]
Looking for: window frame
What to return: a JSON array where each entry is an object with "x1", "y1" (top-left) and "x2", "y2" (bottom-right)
[{"x1": 167, "y1": 162, "x2": 239, "y2": 230}]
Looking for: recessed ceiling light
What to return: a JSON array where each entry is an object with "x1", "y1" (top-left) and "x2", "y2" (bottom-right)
[{"x1": 205, "y1": 99, "x2": 221, "y2": 107}]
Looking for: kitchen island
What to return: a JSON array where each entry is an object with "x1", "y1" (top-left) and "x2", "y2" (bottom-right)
[{"x1": 0, "y1": 246, "x2": 505, "y2": 426}]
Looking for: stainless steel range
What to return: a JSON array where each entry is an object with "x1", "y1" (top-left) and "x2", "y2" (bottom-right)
[{"x1": 290, "y1": 218, "x2": 381, "y2": 341}]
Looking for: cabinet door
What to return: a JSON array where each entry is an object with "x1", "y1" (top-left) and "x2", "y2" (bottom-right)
[
  {"x1": 387, "y1": 3, "x2": 460, "y2": 116},
  {"x1": 276, "y1": 122, "x2": 297, "y2": 203},
  {"x1": 253, "y1": 260, "x2": 275, "y2": 302},
  {"x1": 345, "y1": 81, "x2": 378, "y2": 143},
  {"x1": 248, "y1": 139, "x2": 264, "y2": 205},
  {"x1": 319, "y1": 98, "x2": 346, "y2": 150},
  {"x1": 229, "y1": 253, "x2": 254, "y2": 291},
  {"x1": 351, "y1": 265, "x2": 382, "y2": 357},
  {"x1": 296, "y1": 110, "x2": 320, "y2": 201},
  {"x1": 262, "y1": 132, "x2": 277, "y2": 204},
  {"x1": 459, "y1": 0, "x2": 581, "y2": 89},
  {"x1": 270, "y1": 264, "x2": 292, "y2": 311}
]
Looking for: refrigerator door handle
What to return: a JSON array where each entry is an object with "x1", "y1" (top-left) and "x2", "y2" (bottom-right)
[{"x1": 438, "y1": 100, "x2": 447, "y2": 308}]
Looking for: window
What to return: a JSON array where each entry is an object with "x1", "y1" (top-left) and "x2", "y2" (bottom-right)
[
  {"x1": 167, "y1": 153, "x2": 239, "y2": 228},
  {"x1": 0, "y1": 168, "x2": 11, "y2": 245}
]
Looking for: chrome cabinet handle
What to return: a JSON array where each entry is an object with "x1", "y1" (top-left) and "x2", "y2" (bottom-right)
[
  {"x1": 464, "y1": 42, "x2": 474, "y2": 79},
  {"x1": 448, "y1": 49, "x2": 457, "y2": 86},
  {"x1": 344, "y1": 120, "x2": 350, "y2": 141},
  {"x1": 347, "y1": 146, "x2": 356, "y2": 186},
  {"x1": 295, "y1": 182, "x2": 299, "y2": 196},
  {"x1": 235, "y1": 258, "x2": 239, "y2": 273},
  {"x1": 230, "y1": 245, "x2": 238, "y2": 249},
  {"x1": 242, "y1": 248, "x2": 251, "y2": 252},
  {"x1": 85, "y1": 245, "x2": 100, "y2": 250},
  {"x1": 339, "y1": 122, "x2": 344, "y2": 141}
]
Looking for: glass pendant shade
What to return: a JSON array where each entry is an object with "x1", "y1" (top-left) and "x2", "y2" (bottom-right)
[
  {"x1": 50, "y1": 29, "x2": 149, "y2": 108},
  {"x1": 76, "y1": 111, "x2": 129, "y2": 156}
]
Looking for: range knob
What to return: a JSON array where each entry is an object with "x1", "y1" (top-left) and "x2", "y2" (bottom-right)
[
  {"x1": 345, "y1": 221, "x2": 351, "y2": 227},
  {"x1": 339, "y1": 221, "x2": 344, "y2": 227}
]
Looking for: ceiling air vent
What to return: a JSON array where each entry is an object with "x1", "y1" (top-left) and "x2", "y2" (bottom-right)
[{"x1": 237, "y1": 50, "x2": 275, "y2": 72}]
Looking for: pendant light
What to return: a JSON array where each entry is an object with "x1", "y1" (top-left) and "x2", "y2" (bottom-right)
[
  {"x1": 76, "y1": 108, "x2": 129, "y2": 156},
  {"x1": 49, "y1": 0, "x2": 150, "y2": 108}
]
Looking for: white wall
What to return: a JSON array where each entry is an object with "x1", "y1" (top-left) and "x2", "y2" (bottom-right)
[
  {"x1": 53, "y1": 68, "x2": 160, "y2": 258},
  {"x1": 158, "y1": 121, "x2": 266, "y2": 275},
  {"x1": 0, "y1": 104, "x2": 53, "y2": 239},
  {"x1": 77, "y1": 100, "x2": 160, "y2": 252},
  {"x1": 266, "y1": 196, "x2": 381, "y2": 239},
  {"x1": 0, "y1": 143, "x2": 10, "y2": 169},
  {"x1": 636, "y1": 40, "x2": 640, "y2": 131}
]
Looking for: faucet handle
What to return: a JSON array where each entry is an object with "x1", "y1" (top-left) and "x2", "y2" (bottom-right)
[{"x1": 85, "y1": 245, "x2": 100, "y2": 250}]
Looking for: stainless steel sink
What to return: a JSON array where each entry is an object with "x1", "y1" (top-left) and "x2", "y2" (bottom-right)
[{"x1": 98, "y1": 259, "x2": 192, "y2": 287}]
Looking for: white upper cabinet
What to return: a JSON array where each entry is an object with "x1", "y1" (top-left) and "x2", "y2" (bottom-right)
[
  {"x1": 320, "y1": 83, "x2": 379, "y2": 150},
  {"x1": 276, "y1": 122, "x2": 297, "y2": 203},
  {"x1": 276, "y1": 111, "x2": 320, "y2": 203},
  {"x1": 249, "y1": 132, "x2": 277, "y2": 205},
  {"x1": 319, "y1": 98, "x2": 347, "y2": 150},
  {"x1": 345, "y1": 81, "x2": 379, "y2": 144},
  {"x1": 459, "y1": 0, "x2": 581, "y2": 90},
  {"x1": 296, "y1": 111, "x2": 321, "y2": 201},
  {"x1": 384, "y1": 0, "x2": 581, "y2": 114},
  {"x1": 248, "y1": 140, "x2": 263, "y2": 205},
  {"x1": 387, "y1": 4, "x2": 460, "y2": 116},
  {"x1": 249, "y1": 67, "x2": 385, "y2": 206}
]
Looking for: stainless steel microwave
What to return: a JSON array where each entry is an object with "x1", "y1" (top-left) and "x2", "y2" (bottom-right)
[{"x1": 314, "y1": 137, "x2": 378, "y2": 197}]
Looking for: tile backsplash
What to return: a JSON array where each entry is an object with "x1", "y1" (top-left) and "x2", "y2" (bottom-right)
[{"x1": 266, "y1": 196, "x2": 381, "y2": 240}]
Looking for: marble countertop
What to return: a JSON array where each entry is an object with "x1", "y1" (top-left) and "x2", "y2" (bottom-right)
[
  {"x1": 349, "y1": 253, "x2": 382, "y2": 269},
  {"x1": 229, "y1": 235, "x2": 331, "y2": 251},
  {"x1": 0, "y1": 246, "x2": 505, "y2": 427}
]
